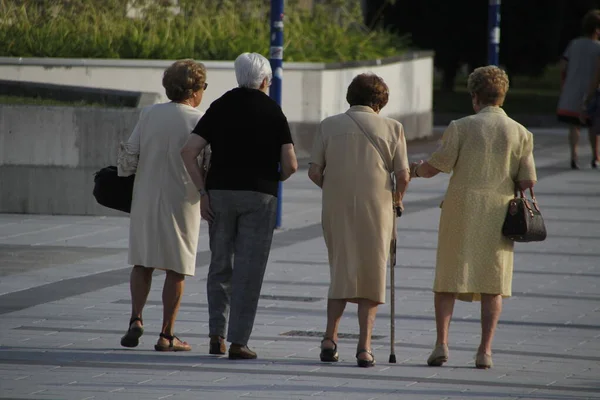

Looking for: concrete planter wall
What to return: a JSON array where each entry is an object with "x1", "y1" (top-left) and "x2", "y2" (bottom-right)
[
  {"x1": 0, "y1": 106, "x2": 138, "y2": 215},
  {"x1": 0, "y1": 53, "x2": 433, "y2": 215}
]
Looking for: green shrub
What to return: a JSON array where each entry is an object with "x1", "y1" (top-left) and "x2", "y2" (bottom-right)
[{"x1": 0, "y1": 0, "x2": 408, "y2": 62}]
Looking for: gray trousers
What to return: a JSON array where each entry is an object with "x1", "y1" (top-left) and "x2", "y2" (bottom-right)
[{"x1": 207, "y1": 190, "x2": 277, "y2": 345}]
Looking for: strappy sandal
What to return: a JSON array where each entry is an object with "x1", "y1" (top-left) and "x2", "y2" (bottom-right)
[
  {"x1": 356, "y1": 349, "x2": 375, "y2": 368},
  {"x1": 120, "y1": 317, "x2": 144, "y2": 348},
  {"x1": 154, "y1": 333, "x2": 192, "y2": 352},
  {"x1": 320, "y1": 338, "x2": 339, "y2": 362}
]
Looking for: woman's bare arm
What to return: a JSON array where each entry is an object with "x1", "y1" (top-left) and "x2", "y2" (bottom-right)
[
  {"x1": 181, "y1": 135, "x2": 208, "y2": 191},
  {"x1": 308, "y1": 163, "x2": 324, "y2": 188},
  {"x1": 410, "y1": 161, "x2": 441, "y2": 179},
  {"x1": 280, "y1": 143, "x2": 298, "y2": 181}
]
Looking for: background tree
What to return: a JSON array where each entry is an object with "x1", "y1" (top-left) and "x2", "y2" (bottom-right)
[
  {"x1": 364, "y1": 0, "x2": 600, "y2": 91},
  {"x1": 365, "y1": 0, "x2": 486, "y2": 91},
  {"x1": 500, "y1": 0, "x2": 562, "y2": 81}
]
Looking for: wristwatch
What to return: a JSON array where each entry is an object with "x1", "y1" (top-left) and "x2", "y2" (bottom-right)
[{"x1": 198, "y1": 188, "x2": 208, "y2": 197}]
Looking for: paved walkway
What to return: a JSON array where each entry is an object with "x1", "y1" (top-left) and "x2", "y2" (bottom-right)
[{"x1": 1, "y1": 129, "x2": 599, "y2": 400}]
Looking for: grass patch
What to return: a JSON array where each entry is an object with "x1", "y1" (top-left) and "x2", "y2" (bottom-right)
[
  {"x1": 0, "y1": 95, "x2": 104, "y2": 107},
  {"x1": 0, "y1": 1, "x2": 408, "y2": 62}
]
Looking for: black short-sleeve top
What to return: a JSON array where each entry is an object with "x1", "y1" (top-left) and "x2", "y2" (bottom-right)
[{"x1": 192, "y1": 88, "x2": 293, "y2": 197}]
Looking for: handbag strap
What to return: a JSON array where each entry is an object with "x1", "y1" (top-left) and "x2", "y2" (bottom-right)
[
  {"x1": 346, "y1": 111, "x2": 398, "y2": 239},
  {"x1": 516, "y1": 187, "x2": 540, "y2": 212},
  {"x1": 346, "y1": 112, "x2": 392, "y2": 173}
]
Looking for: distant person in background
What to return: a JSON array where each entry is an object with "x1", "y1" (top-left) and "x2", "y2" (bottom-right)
[{"x1": 557, "y1": 9, "x2": 600, "y2": 169}]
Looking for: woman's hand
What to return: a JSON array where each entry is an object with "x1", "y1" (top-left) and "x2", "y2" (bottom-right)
[
  {"x1": 200, "y1": 195, "x2": 214, "y2": 222},
  {"x1": 393, "y1": 191, "x2": 404, "y2": 211},
  {"x1": 409, "y1": 161, "x2": 423, "y2": 178},
  {"x1": 517, "y1": 180, "x2": 536, "y2": 191},
  {"x1": 409, "y1": 160, "x2": 441, "y2": 179}
]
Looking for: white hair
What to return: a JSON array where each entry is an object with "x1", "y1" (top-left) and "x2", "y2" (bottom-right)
[{"x1": 234, "y1": 52, "x2": 272, "y2": 89}]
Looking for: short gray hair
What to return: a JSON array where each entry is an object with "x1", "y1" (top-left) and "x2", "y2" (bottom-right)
[{"x1": 234, "y1": 52, "x2": 272, "y2": 89}]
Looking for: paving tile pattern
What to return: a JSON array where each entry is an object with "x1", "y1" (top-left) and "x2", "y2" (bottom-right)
[{"x1": 1, "y1": 129, "x2": 599, "y2": 399}]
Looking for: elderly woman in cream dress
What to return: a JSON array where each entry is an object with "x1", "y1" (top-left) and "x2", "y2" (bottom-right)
[
  {"x1": 117, "y1": 59, "x2": 207, "y2": 352},
  {"x1": 308, "y1": 73, "x2": 410, "y2": 367},
  {"x1": 410, "y1": 66, "x2": 537, "y2": 369}
]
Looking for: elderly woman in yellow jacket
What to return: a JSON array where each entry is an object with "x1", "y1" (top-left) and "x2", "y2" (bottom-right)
[{"x1": 410, "y1": 66, "x2": 537, "y2": 369}]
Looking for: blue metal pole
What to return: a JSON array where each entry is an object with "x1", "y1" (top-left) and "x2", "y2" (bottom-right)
[
  {"x1": 488, "y1": 0, "x2": 501, "y2": 65},
  {"x1": 270, "y1": 0, "x2": 284, "y2": 228}
]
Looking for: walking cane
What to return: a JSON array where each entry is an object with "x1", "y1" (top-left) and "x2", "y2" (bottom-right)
[
  {"x1": 389, "y1": 199, "x2": 400, "y2": 363},
  {"x1": 388, "y1": 234, "x2": 397, "y2": 363}
]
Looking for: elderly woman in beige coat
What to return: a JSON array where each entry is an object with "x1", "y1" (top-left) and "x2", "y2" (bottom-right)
[
  {"x1": 410, "y1": 66, "x2": 537, "y2": 369},
  {"x1": 308, "y1": 73, "x2": 410, "y2": 367},
  {"x1": 118, "y1": 60, "x2": 207, "y2": 352}
]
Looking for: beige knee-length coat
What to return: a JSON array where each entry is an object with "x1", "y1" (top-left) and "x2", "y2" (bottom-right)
[
  {"x1": 310, "y1": 106, "x2": 409, "y2": 304},
  {"x1": 119, "y1": 103, "x2": 202, "y2": 276},
  {"x1": 428, "y1": 106, "x2": 537, "y2": 301}
]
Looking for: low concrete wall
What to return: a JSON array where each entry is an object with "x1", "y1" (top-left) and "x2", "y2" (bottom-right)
[
  {"x1": 0, "y1": 79, "x2": 160, "y2": 108},
  {"x1": 0, "y1": 54, "x2": 433, "y2": 153},
  {"x1": 0, "y1": 106, "x2": 139, "y2": 215},
  {"x1": 0, "y1": 54, "x2": 434, "y2": 215}
]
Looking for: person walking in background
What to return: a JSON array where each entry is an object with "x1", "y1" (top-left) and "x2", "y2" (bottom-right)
[
  {"x1": 557, "y1": 9, "x2": 600, "y2": 169},
  {"x1": 410, "y1": 66, "x2": 537, "y2": 369},
  {"x1": 308, "y1": 73, "x2": 410, "y2": 368},
  {"x1": 118, "y1": 60, "x2": 208, "y2": 352},
  {"x1": 181, "y1": 52, "x2": 298, "y2": 360}
]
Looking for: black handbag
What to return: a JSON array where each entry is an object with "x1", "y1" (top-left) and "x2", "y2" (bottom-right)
[
  {"x1": 502, "y1": 188, "x2": 547, "y2": 242},
  {"x1": 93, "y1": 166, "x2": 135, "y2": 213}
]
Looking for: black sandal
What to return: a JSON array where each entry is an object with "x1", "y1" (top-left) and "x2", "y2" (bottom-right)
[
  {"x1": 120, "y1": 317, "x2": 144, "y2": 348},
  {"x1": 320, "y1": 338, "x2": 339, "y2": 362},
  {"x1": 356, "y1": 349, "x2": 375, "y2": 368}
]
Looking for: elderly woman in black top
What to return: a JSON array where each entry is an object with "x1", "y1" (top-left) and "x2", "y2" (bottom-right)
[{"x1": 181, "y1": 52, "x2": 298, "y2": 360}]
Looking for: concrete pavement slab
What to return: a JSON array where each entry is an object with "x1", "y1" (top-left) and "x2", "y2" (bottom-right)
[{"x1": 1, "y1": 129, "x2": 599, "y2": 399}]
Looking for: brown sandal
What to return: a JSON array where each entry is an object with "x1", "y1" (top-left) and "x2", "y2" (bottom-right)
[{"x1": 154, "y1": 333, "x2": 191, "y2": 352}]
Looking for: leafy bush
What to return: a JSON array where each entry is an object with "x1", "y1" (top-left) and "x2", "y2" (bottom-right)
[{"x1": 0, "y1": 0, "x2": 408, "y2": 62}]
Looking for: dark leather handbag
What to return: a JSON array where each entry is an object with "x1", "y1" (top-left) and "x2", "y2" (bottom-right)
[
  {"x1": 502, "y1": 188, "x2": 547, "y2": 242},
  {"x1": 93, "y1": 166, "x2": 135, "y2": 213}
]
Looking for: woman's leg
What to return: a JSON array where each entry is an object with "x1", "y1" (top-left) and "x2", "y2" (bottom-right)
[
  {"x1": 129, "y1": 265, "x2": 154, "y2": 327},
  {"x1": 357, "y1": 298, "x2": 378, "y2": 361},
  {"x1": 434, "y1": 292, "x2": 457, "y2": 346},
  {"x1": 161, "y1": 270, "x2": 185, "y2": 336},
  {"x1": 589, "y1": 121, "x2": 600, "y2": 165},
  {"x1": 478, "y1": 293, "x2": 503, "y2": 355},
  {"x1": 323, "y1": 299, "x2": 347, "y2": 348},
  {"x1": 121, "y1": 265, "x2": 154, "y2": 347},
  {"x1": 569, "y1": 124, "x2": 580, "y2": 164}
]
